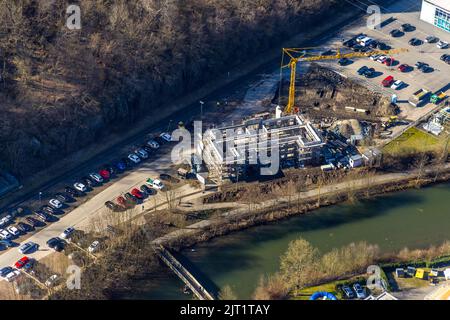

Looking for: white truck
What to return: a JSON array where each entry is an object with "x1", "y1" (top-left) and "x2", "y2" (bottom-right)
[{"x1": 408, "y1": 88, "x2": 430, "y2": 107}]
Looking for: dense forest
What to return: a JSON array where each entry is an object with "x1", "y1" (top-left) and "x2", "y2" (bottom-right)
[{"x1": 0, "y1": 0, "x2": 344, "y2": 178}]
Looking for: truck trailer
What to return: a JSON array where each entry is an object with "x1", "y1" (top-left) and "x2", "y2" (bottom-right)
[{"x1": 408, "y1": 88, "x2": 430, "y2": 107}]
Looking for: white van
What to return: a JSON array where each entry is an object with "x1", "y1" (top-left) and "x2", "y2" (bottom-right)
[{"x1": 360, "y1": 37, "x2": 373, "y2": 47}]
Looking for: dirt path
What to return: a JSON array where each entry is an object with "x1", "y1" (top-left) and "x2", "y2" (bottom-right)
[{"x1": 152, "y1": 164, "x2": 450, "y2": 245}]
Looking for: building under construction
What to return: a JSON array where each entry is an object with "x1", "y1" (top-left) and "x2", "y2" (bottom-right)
[{"x1": 200, "y1": 113, "x2": 324, "y2": 182}]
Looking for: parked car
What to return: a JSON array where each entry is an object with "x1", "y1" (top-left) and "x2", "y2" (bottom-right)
[
  {"x1": 135, "y1": 148, "x2": 149, "y2": 159},
  {"x1": 55, "y1": 193, "x2": 72, "y2": 203},
  {"x1": 369, "y1": 54, "x2": 380, "y2": 61},
  {"x1": 408, "y1": 38, "x2": 421, "y2": 46},
  {"x1": 397, "y1": 63, "x2": 409, "y2": 72},
  {"x1": 99, "y1": 169, "x2": 110, "y2": 180},
  {"x1": 59, "y1": 227, "x2": 74, "y2": 240},
  {"x1": 49, "y1": 198, "x2": 63, "y2": 209},
  {"x1": 131, "y1": 188, "x2": 144, "y2": 199},
  {"x1": 363, "y1": 67, "x2": 375, "y2": 78},
  {"x1": 128, "y1": 153, "x2": 141, "y2": 164},
  {"x1": 437, "y1": 40, "x2": 449, "y2": 49},
  {"x1": 25, "y1": 217, "x2": 41, "y2": 228},
  {"x1": 16, "y1": 222, "x2": 33, "y2": 233},
  {"x1": 147, "y1": 178, "x2": 164, "y2": 190},
  {"x1": 441, "y1": 54, "x2": 450, "y2": 61},
  {"x1": 159, "y1": 132, "x2": 172, "y2": 142},
  {"x1": 105, "y1": 201, "x2": 118, "y2": 210},
  {"x1": 376, "y1": 55, "x2": 387, "y2": 63},
  {"x1": 116, "y1": 196, "x2": 127, "y2": 207},
  {"x1": 140, "y1": 184, "x2": 153, "y2": 194},
  {"x1": 6, "y1": 226, "x2": 20, "y2": 237},
  {"x1": 401, "y1": 23, "x2": 414, "y2": 32},
  {"x1": 391, "y1": 80, "x2": 404, "y2": 90},
  {"x1": 141, "y1": 145, "x2": 153, "y2": 154},
  {"x1": 377, "y1": 42, "x2": 390, "y2": 50},
  {"x1": 46, "y1": 237, "x2": 64, "y2": 252},
  {"x1": 65, "y1": 186, "x2": 81, "y2": 197},
  {"x1": 381, "y1": 75, "x2": 394, "y2": 87},
  {"x1": 0, "y1": 266, "x2": 14, "y2": 278},
  {"x1": 18, "y1": 242, "x2": 38, "y2": 254},
  {"x1": 15, "y1": 256, "x2": 30, "y2": 269},
  {"x1": 88, "y1": 240, "x2": 100, "y2": 253},
  {"x1": 415, "y1": 61, "x2": 428, "y2": 70},
  {"x1": 5, "y1": 269, "x2": 21, "y2": 282},
  {"x1": 425, "y1": 35, "x2": 438, "y2": 43},
  {"x1": 421, "y1": 65, "x2": 434, "y2": 73},
  {"x1": 0, "y1": 239, "x2": 13, "y2": 248},
  {"x1": 73, "y1": 182, "x2": 87, "y2": 192},
  {"x1": 45, "y1": 274, "x2": 59, "y2": 288},
  {"x1": 115, "y1": 160, "x2": 127, "y2": 171},
  {"x1": 147, "y1": 139, "x2": 160, "y2": 149},
  {"x1": 0, "y1": 229, "x2": 12, "y2": 240},
  {"x1": 383, "y1": 57, "x2": 395, "y2": 66},
  {"x1": 124, "y1": 193, "x2": 137, "y2": 203},
  {"x1": 356, "y1": 66, "x2": 369, "y2": 76},
  {"x1": 34, "y1": 210, "x2": 51, "y2": 222},
  {"x1": 89, "y1": 173, "x2": 103, "y2": 184},
  {"x1": 353, "y1": 283, "x2": 366, "y2": 299},
  {"x1": 342, "y1": 285, "x2": 355, "y2": 299},
  {"x1": 389, "y1": 29, "x2": 402, "y2": 37},
  {"x1": 42, "y1": 205, "x2": 58, "y2": 215},
  {"x1": 101, "y1": 164, "x2": 115, "y2": 174}
]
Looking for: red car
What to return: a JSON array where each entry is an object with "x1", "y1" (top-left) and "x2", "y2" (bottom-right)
[
  {"x1": 383, "y1": 57, "x2": 395, "y2": 66},
  {"x1": 131, "y1": 188, "x2": 144, "y2": 199},
  {"x1": 99, "y1": 169, "x2": 110, "y2": 180},
  {"x1": 381, "y1": 75, "x2": 394, "y2": 87},
  {"x1": 397, "y1": 64, "x2": 409, "y2": 72},
  {"x1": 15, "y1": 256, "x2": 29, "y2": 269},
  {"x1": 116, "y1": 196, "x2": 126, "y2": 207}
]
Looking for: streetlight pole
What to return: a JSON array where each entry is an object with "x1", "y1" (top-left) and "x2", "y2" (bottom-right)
[{"x1": 199, "y1": 100, "x2": 204, "y2": 122}]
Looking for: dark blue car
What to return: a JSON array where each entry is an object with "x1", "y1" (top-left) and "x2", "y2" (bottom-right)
[
  {"x1": 0, "y1": 266, "x2": 13, "y2": 277},
  {"x1": 115, "y1": 160, "x2": 127, "y2": 171}
]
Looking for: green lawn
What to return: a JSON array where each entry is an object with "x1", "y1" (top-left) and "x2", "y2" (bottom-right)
[{"x1": 383, "y1": 127, "x2": 447, "y2": 156}]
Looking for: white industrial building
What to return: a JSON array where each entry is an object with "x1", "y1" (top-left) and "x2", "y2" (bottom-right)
[{"x1": 420, "y1": 0, "x2": 450, "y2": 32}]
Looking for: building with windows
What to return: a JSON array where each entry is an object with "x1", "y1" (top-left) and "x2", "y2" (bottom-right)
[{"x1": 420, "y1": 0, "x2": 450, "y2": 32}]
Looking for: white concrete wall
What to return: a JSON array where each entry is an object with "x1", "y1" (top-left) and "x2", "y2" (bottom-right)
[{"x1": 420, "y1": 0, "x2": 436, "y2": 25}]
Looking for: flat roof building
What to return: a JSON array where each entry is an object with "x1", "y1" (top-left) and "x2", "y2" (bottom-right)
[
  {"x1": 420, "y1": 0, "x2": 450, "y2": 32},
  {"x1": 200, "y1": 114, "x2": 324, "y2": 182}
]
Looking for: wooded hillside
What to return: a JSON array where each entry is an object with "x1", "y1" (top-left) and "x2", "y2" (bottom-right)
[{"x1": 0, "y1": 0, "x2": 342, "y2": 178}]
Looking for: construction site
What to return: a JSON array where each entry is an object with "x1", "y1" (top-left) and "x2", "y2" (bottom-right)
[{"x1": 193, "y1": 37, "x2": 447, "y2": 185}]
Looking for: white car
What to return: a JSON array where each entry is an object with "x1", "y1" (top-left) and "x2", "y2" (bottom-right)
[
  {"x1": 5, "y1": 269, "x2": 21, "y2": 282},
  {"x1": 147, "y1": 139, "x2": 160, "y2": 149},
  {"x1": 159, "y1": 132, "x2": 172, "y2": 142},
  {"x1": 0, "y1": 229, "x2": 12, "y2": 240},
  {"x1": 376, "y1": 55, "x2": 387, "y2": 63},
  {"x1": 74, "y1": 182, "x2": 87, "y2": 192},
  {"x1": 49, "y1": 198, "x2": 63, "y2": 209},
  {"x1": 0, "y1": 215, "x2": 12, "y2": 227},
  {"x1": 391, "y1": 80, "x2": 404, "y2": 90},
  {"x1": 127, "y1": 153, "x2": 141, "y2": 164},
  {"x1": 6, "y1": 226, "x2": 20, "y2": 236},
  {"x1": 370, "y1": 54, "x2": 381, "y2": 61},
  {"x1": 45, "y1": 274, "x2": 59, "y2": 287},
  {"x1": 437, "y1": 41, "x2": 448, "y2": 49},
  {"x1": 88, "y1": 240, "x2": 100, "y2": 253},
  {"x1": 89, "y1": 173, "x2": 103, "y2": 183},
  {"x1": 18, "y1": 242, "x2": 38, "y2": 254},
  {"x1": 60, "y1": 227, "x2": 75, "y2": 239},
  {"x1": 135, "y1": 148, "x2": 149, "y2": 159},
  {"x1": 146, "y1": 178, "x2": 164, "y2": 190},
  {"x1": 353, "y1": 283, "x2": 366, "y2": 299}
]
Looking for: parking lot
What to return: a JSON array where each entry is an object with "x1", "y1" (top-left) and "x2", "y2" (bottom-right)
[{"x1": 317, "y1": 0, "x2": 449, "y2": 122}]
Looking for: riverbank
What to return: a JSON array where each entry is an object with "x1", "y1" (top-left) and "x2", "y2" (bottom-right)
[{"x1": 155, "y1": 164, "x2": 450, "y2": 251}]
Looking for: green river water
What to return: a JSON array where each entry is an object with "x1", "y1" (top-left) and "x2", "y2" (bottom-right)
[{"x1": 125, "y1": 183, "x2": 450, "y2": 299}]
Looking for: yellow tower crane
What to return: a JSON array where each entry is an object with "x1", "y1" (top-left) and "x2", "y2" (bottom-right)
[{"x1": 281, "y1": 47, "x2": 409, "y2": 114}]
